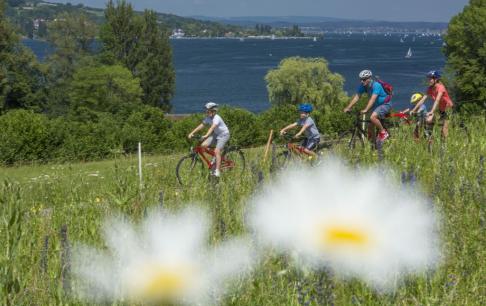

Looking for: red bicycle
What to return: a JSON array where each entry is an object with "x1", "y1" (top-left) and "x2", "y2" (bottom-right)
[
  {"x1": 175, "y1": 136, "x2": 245, "y2": 186},
  {"x1": 271, "y1": 134, "x2": 330, "y2": 170}
]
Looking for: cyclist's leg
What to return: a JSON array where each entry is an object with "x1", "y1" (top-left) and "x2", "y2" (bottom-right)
[
  {"x1": 201, "y1": 135, "x2": 216, "y2": 166},
  {"x1": 301, "y1": 138, "x2": 319, "y2": 158},
  {"x1": 372, "y1": 104, "x2": 392, "y2": 141},
  {"x1": 439, "y1": 109, "x2": 451, "y2": 139},
  {"x1": 214, "y1": 133, "x2": 230, "y2": 175},
  {"x1": 370, "y1": 104, "x2": 390, "y2": 132}
]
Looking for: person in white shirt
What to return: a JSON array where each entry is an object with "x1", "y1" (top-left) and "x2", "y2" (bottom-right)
[{"x1": 188, "y1": 102, "x2": 230, "y2": 177}]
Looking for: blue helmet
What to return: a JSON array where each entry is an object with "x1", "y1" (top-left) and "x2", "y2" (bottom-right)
[
  {"x1": 298, "y1": 103, "x2": 313, "y2": 113},
  {"x1": 426, "y1": 70, "x2": 441, "y2": 79}
]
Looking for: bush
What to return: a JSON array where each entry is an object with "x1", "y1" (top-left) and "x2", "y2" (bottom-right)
[
  {"x1": 218, "y1": 106, "x2": 261, "y2": 147},
  {"x1": 0, "y1": 110, "x2": 52, "y2": 165},
  {"x1": 50, "y1": 114, "x2": 122, "y2": 161},
  {"x1": 164, "y1": 114, "x2": 204, "y2": 153},
  {"x1": 121, "y1": 106, "x2": 171, "y2": 154},
  {"x1": 257, "y1": 104, "x2": 299, "y2": 140}
]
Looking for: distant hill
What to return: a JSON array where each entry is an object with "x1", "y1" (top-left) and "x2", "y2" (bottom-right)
[
  {"x1": 191, "y1": 15, "x2": 448, "y2": 33},
  {"x1": 5, "y1": 0, "x2": 246, "y2": 38}
]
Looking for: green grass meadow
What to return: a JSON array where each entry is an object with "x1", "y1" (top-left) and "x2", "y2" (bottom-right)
[{"x1": 1, "y1": 116, "x2": 485, "y2": 305}]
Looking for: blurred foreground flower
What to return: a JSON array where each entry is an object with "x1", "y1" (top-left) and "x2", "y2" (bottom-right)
[
  {"x1": 249, "y1": 158, "x2": 440, "y2": 290},
  {"x1": 73, "y1": 208, "x2": 253, "y2": 304}
]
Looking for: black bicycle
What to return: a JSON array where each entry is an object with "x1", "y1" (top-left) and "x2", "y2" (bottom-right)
[{"x1": 338, "y1": 112, "x2": 393, "y2": 150}]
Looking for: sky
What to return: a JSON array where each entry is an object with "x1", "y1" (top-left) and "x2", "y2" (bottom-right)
[{"x1": 48, "y1": 0, "x2": 469, "y2": 22}]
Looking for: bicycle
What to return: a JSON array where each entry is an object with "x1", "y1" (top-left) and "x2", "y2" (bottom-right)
[
  {"x1": 338, "y1": 111, "x2": 407, "y2": 150},
  {"x1": 175, "y1": 136, "x2": 245, "y2": 186},
  {"x1": 271, "y1": 134, "x2": 331, "y2": 170}
]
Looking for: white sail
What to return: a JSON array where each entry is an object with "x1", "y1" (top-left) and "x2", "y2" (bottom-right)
[{"x1": 405, "y1": 47, "x2": 412, "y2": 58}]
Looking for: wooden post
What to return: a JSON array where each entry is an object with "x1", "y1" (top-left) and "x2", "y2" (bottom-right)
[
  {"x1": 263, "y1": 130, "x2": 274, "y2": 163},
  {"x1": 138, "y1": 142, "x2": 143, "y2": 189}
]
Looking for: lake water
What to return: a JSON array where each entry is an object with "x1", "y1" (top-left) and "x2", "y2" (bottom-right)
[{"x1": 23, "y1": 34, "x2": 446, "y2": 113}]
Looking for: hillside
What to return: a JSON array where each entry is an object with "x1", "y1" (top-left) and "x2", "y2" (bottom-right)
[{"x1": 5, "y1": 0, "x2": 246, "y2": 38}]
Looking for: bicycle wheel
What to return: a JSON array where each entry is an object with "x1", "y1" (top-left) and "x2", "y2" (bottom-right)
[
  {"x1": 176, "y1": 154, "x2": 206, "y2": 186},
  {"x1": 271, "y1": 151, "x2": 291, "y2": 171},
  {"x1": 221, "y1": 147, "x2": 246, "y2": 177},
  {"x1": 343, "y1": 128, "x2": 365, "y2": 150}
]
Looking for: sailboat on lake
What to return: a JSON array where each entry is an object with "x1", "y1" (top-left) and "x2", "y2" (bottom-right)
[{"x1": 405, "y1": 47, "x2": 413, "y2": 59}]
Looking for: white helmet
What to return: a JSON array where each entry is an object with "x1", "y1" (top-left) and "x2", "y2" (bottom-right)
[
  {"x1": 204, "y1": 102, "x2": 218, "y2": 110},
  {"x1": 359, "y1": 69, "x2": 373, "y2": 79}
]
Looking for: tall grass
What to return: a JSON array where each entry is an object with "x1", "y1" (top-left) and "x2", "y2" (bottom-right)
[{"x1": 0, "y1": 116, "x2": 484, "y2": 305}]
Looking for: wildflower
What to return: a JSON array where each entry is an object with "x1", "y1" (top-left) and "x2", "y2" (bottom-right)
[
  {"x1": 73, "y1": 208, "x2": 253, "y2": 304},
  {"x1": 248, "y1": 158, "x2": 440, "y2": 290},
  {"x1": 95, "y1": 197, "x2": 102, "y2": 203}
]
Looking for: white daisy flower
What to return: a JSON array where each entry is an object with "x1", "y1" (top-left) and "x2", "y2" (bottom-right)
[
  {"x1": 73, "y1": 208, "x2": 253, "y2": 304},
  {"x1": 248, "y1": 158, "x2": 440, "y2": 290}
]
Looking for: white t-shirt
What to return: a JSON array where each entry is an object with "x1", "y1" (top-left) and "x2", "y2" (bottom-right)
[{"x1": 203, "y1": 114, "x2": 230, "y2": 136}]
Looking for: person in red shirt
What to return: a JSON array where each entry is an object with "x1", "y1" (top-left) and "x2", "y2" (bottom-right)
[{"x1": 411, "y1": 70, "x2": 454, "y2": 138}]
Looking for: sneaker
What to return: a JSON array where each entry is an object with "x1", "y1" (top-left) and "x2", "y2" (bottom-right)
[
  {"x1": 213, "y1": 169, "x2": 221, "y2": 177},
  {"x1": 377, "y1": 130, "x2": 389, "y2": 142}
]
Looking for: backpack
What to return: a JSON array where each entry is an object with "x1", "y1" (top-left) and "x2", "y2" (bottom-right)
[{"x1": 374, "y1": 78, "x2": 393, "y2": 103}]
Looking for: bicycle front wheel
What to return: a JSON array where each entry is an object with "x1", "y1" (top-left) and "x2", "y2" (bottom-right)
[
  {"x1": 176, "y1": 154, "x2": 206, "y2": 186},
  {"x1": 221, "y1": 147, "x2": 246, "y2": 177},
  {"x1": 271, "y1": 151, "x2": 291, "y2": 171}
]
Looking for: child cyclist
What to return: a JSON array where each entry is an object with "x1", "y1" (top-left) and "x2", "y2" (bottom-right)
[
  {"x1": 188, "y1": 102, "x2": 230, "y2": 177},
  {"x1": 279, "y1": 103, "x2": 320, "y2": 159},
  {"x1": 411, "y1": 70, "x2": 454, "y2": 139},
  {"x1": 401, "y1": 92, "x2": 428, "y2": 139},
  {"x1": 343, "y1": 69, "x2": 392, "y2": 142}
]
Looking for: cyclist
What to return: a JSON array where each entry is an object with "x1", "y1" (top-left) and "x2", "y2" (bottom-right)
[
  {"x1": 343, "y1": 70, "x2": 392, "y2": 142},
  {"x1": 279, "y1": 103, "x2": 320, "y2": 159},
  {"x1": 411, "y1": 70, "x2": 454, "y2": 139},
  {"x1": 188, "y1": 102, "x2": 230, "y2": 177},
  {"x1": 402, "y1": 92, "x2": 428, "y2": 139}
]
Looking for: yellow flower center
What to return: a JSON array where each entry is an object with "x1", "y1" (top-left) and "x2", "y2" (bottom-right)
[
  {"x1": 130, "y1": 263, "x2": 194, "y2": 301},
  {"x1": 144, "y1": 268, "x2": 187, "y2": 296},
  {"x1": 317, "y1": 224, "x2": 371, "y2": 250}
]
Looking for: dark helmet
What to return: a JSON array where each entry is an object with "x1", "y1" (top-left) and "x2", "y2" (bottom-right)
[{"x1": 426, "y1": 70, "x2": 441, "y2": 79}]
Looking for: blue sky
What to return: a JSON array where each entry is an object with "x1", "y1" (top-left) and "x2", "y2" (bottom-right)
[{"x1": 49, "y1": 0, "x2": 469, "y2": 22}]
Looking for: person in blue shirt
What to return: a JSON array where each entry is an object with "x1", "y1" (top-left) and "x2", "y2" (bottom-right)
[
  {"x1": 343, "y1": 70, "x2": 392, "y2": 142},
  {"x1": 280, "y1": 103, "x2": 320, "y2": 159}
]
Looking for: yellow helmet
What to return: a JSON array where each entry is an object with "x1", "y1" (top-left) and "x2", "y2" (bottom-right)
[{"x1": 410, "y1": 93, "x2": 424, "y2": 104}]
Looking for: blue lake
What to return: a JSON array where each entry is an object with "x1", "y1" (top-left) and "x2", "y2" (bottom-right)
[{"x1": 23, "y1": 34, "x2": 446, "y2": 113}]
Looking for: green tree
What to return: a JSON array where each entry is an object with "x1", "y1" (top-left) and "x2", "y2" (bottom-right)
[
  {"x1": 265, "y1": 57, "x2": 347, "y2": 113},
  {"x1": 135, "y1": 10, "x2": 175, "y2": 111},
  {"x1": 444, "y1": 0, "x2": 486, "y2": 113},
  {"x1": 69, "y1": 64, "x2": 143, "y2": 116},
  {"x1": 46, "y1": 11, "x2": 97, "y2": 81},
  {"x1": 101, "y1": 0, "x2": 175, "y2": 111},
  {"x1": 47, "y1": 12, "x2": 97, "y2": 56},
  {"x1": 0, "y1": 0, "x2": 47, "y2": 114}
]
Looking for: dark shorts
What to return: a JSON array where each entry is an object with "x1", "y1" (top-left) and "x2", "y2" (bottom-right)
[
  {"x1": 301, "y1": 138, "x2": 320, "y2": 150},
  {"x1": 372, "y1": 103, "x2": 392, "y2": 119},
  {"x1": 439, "y1": 109, "x2": 451, "y2": 121}
]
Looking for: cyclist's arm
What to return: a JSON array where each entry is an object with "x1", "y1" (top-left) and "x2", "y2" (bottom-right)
[
  {"x1": 344, "y1": 94, "x2": 360, "y2": 112},
  {"x1": 203, "y1": 123, "x2": 217, "y2": 139},
  {"x1": 429, "y1": 91, "x2": 443, "y2": 114},
  {"x1": 280, "y1": 123, "x2": 298, "y2": 135},
  {"x1": 188, "y1": 124, "x2": 205, "y2": 138},
  {"x1": 362, "y1": 94, "x2": 377, "y2": 113},
  {"x1": 295, "y1": 124, "x2": 309, "y2": 138},
  {"x1": 411, "y1": 96, "x2": 427, "y2": 113}
]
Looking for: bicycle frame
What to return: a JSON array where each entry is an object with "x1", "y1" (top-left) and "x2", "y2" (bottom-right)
[{"x1": 192, "y1": 146, "x2": 235, "y2": 170}]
